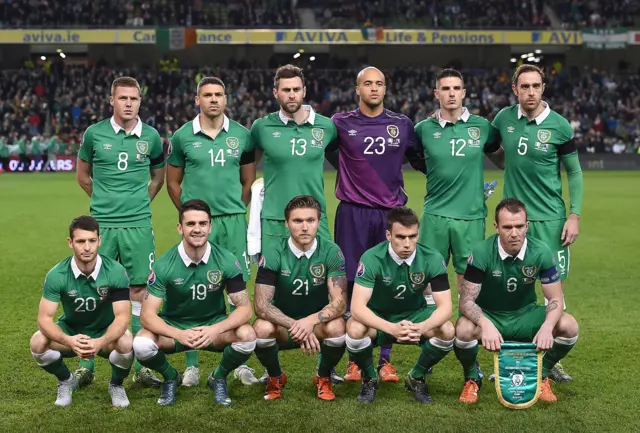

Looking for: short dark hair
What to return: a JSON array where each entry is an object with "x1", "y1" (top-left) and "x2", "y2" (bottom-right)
[
  {"x1": 512, "y1": 64, "x2": 545, "y2": 86},
  {"x1": 284, "y1": 195, "x2": 321, "y2": 220},
  {"x1": 179, "y1": 199, "x2": 212, "y2": 223},
  {"x1": 435, "y1": 68, "x2": 464, "y2": 88},
  {"x1": 69, "y1": 215, "x2": 99, "y2": 239},
  {"x1": 274, "y1": 64, "x2": 305, "y2": 89},
  {"x1": 197, "y1": 76, "x2": 226, "y2": 94},
  {"x1": 495, "y1": 198, "x2": 528, "y2": 223},
  {"x1": 386, "y1": 206, "x2": 420, "y2": 231}
]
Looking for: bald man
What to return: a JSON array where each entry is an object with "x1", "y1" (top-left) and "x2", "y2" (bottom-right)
[{"x1": 331, "y1": 67, "x2": 426, "y2": 382}]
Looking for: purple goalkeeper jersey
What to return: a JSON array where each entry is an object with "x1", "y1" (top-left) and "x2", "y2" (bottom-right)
[{"x1": 332, "y1": 108, "x2": 423, "y2": 209}]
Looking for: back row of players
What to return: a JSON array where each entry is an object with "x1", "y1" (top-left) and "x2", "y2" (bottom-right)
[{"x1": 30, "y1": 64, "x2": 582, "y2": 407}]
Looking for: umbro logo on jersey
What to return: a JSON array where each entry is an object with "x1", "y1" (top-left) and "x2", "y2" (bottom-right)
[
  {"x1": 507, "y1": 126, "x2": 515, "y2": 133},
  {"x1": 102, "y1": 144, "x2": 112, "y2": 151},
  {"x1": 272, "y1": 132, "x2": 281, "y2": 138},
  {"x1": 192, "y1": 142, "x2": 202, "y2": 148},
  {"x1": 348, "y1": 129, "x2": 357, "y2": 136},
  {"x1": 68, "y1": 290, "x2": 78, "y2": 297},
  {"x1": 173, "y1": 278, "x2": 184, "y2": 285},
  {"x1": 492, "y1": 270, "x2": 502, "y2": 277},
  {"x1": 281, "y1": 269, "x2": 291, "y2": 277},
  {"x1": 433, "y1": 132, "x2": 442, "y2": 139}
]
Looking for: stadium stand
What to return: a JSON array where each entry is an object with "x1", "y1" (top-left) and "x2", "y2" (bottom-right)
[
  {"x1": 1, "y1": 63, "x2": 638, "y2": 154},
  {"x1": 550, "y1": 0, "x2": 640, "y2": 29}
]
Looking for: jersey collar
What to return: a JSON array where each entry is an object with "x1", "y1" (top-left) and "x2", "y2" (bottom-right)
[
  {"x1": 278, "y1": 105, "x2": 316, "y2": 126},
  {"x1": 192, "y1": 114, "x2": 230, "y2": 135},
  {"x1": 437, "y1": 107, "x2": 470, "y2": 128},
  {"x1": 288, "y1": 237, "x2": 318, "y2": 259},
  {"x1": 71, "y1": 255, "x2": 103, "y2": 280},
  {"x1": 110, "y1": 116, "x2": 143, "y2": 137},
  {"x1": 388, "y1": 243, "x2": 416, "y2": 266},
  {"x1": 178, "y1": 241, "x2": 212, "y2": 266},
  {"x1": 498, "y1": 238, "x2": 528, "y2": 261},
  {"x1": 517, "y1": 101, "x2": 550, "y2": 125}
]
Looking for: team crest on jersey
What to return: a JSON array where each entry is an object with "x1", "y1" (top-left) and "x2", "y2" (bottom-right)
[
  {"x1": 537, "y1": 130, "x2": 551, "y2": 143},
  {"x1": 387, "y1": 125, "x2": 399, "y2": 138},
  {"x1": 97, "y1": 286, "x2": 109, "y2": 300},
  {"x1": 356, "y1": 262, "x2": 365, "y2": 277},
  {"x1": 136, "y1": 141, "x2": 149, "y2": 154},
  {"x1": 207, "y1": 270, "x2": 222, "y2": 285},
  {"x1": 521, "y1": 265, "x2": 537, "y2": 278},
  {"x1": 310, "y1": 264, "x2": 325, "y2": 278},
  {"x1": 410, "y1": 272, "x2": 425, "y2": 285},
  {"x1": 226, "y1": 137, "x2": 239, "y2": 149},
  {"x1": 467, "y1": 127, "x2": 481, "y2": 140},
  {"x1": 311, "y1": 128, "x2": 324, "y2": 142},
  {"x1": 147, "y1": 269, "x2": 156, "y2": 285}
]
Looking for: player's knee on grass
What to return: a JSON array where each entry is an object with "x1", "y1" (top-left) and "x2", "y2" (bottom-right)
[
  {"x1": 29, "y1": 330, "x2": 50, "y2": 353},
  {"x1": 253, "y1": 319, "x2": 278, "y2": 339},
  {"x1": 346, "y1": 318, "x2": 369, "y2": 339},
  {"x1": 455, "y1": 317, "x2": 480, "y2": 342},
  {"x1": 321, "y1": 317, "x2": 346, "y2": 339},
  {"x1": 235, "y1": 323, "x2": 257, "y2": 343},
  {"x1": 429, "y1": 321, "x2": 455, "y2": 341},
  {"x1": 133, "y1": 335, "x2": 159, "y2": 361},
  {"x1": 554, "y1": 313, "x2": 579, "y2": 338}
]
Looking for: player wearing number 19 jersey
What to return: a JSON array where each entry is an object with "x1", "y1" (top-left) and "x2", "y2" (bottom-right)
[
  {"x1": 76, "y1": 77, "x2": 165, "y2": 387},
  {"x1": 331, "y1": 66, "x2": 426, "y2": 383},
  {"x1": 250, "y1": 65, "x2": 337, "y2": 253}
]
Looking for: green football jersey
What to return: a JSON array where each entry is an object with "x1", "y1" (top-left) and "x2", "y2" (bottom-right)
[
  {"x1": 257, "y1": 237, "x2": 346, "y2": 320},
  {"x1": 30, "y1": 139, "x2": 42, "y2": 156},
  {"x1": 0, "y1": 138, "x2": 8, "y2": 158},
  {"x1": 250, "y1": 107, "x2": 337, "y2": 220},
  {"x1": 78, "y1": 117, "x2": 165, "y2": 228},
  {"x1": 415, "y1": 109, "x2": 499, "y2": 220},
  {"x1": 355, "y1": 242, "x2": 450, "y2": 319},
  {"x1": 42, "y1": 255, "x2": 130, "y2": 334},
  {"x1": 147, "y1": 242, "x2": 244, "y2": 328},
  {"x1": 493, "y1": 103, "x2": 574, "y2": 221},
  {"x1": 167, "y1": 115, "x2": 253, "y2": 217},
  {"x1": 17, "y1": 138, "x2": 26, "y2": 155},
  {"x1": 466, "y1": 234, "x2": 559, "y2": 312}
]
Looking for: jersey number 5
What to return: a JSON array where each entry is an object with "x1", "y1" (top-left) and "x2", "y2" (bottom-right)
[{"x1": 518, "y1": 137, "x2": 528, "y2": 155}]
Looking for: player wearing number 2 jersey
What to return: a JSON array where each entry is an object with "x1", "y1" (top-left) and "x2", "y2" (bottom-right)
[
  {"x1": 331, "y1": 66, "x2": 426, "y2": 383},
  {"x1": 250, "y1": 65, "x2": 338, "y2": 254},
  {"x1": 76, "y1": 77, "x2": 165, "y2": 387}
]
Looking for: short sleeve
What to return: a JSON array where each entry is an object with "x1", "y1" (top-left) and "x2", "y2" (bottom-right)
[
  {"x1": 150, "y1": 130, "x2": 165, "y2": 168},
  {"x1": 414, "y1": 120, "x2": 425, "y2": 144},
  {"x1": 556, "y1": 117, "x2": 576, "y2": 154},
  {"x1": 538, "y1": 243, "x2": 559, "y2": 284},
  {"x1": 222, "y1": 250, "x2": 242, "y2": 281},
  {"x1": 111, "y1": 264, "x2": 131, "y2": 290},
  {"x1": 354, "y1": 252, "x2": 377, "y2": 289},
  {"x1": 42, "y1": 269, "x2": 62, "y2": 302},
  {"x1": 242, "y1": 128, "x2": 254, "y2": 152},
  {"x1": 405, "y1": 118, "x2": 419, "y2": 149},
  {"x1": 259, "y1": 246, "x2": 281, "y2": 274},
  {"x1": 326, "y1": 244, "x2": 347, "y2": 278},
  {"x1": 467, "y1": 244, "x2": 488, "y2": 273},
  {"x1": 326, "y1": 121, "x2": 338, "y2": 145},
  {"x1": 492, "y1": 107, "x2": 507, "y2": 130},
  {"x1": 250, "y1": 119, "x2": 262, "y2": 150},
  {"x1": 167, "y1": 132, "x2": 184, "y2": 167},
  {"x1": 484, "y1": 123, "x2": 500, "y2": 153},
  {"x1": 77, "y1": 126, "x2": 95, "y2": 163},
  {"x1": 146, "y1": 265, "x2": 167, "y2": 299}
]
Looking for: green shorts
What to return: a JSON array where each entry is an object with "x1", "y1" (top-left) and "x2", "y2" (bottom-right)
[
  {"x1": 374, "y1": 305, "x2": 436, "y2": 347},
  {"x1": 209, "y1": 213, "x2": 250, "y2": 281},
  {"x1": 162, "y1": 315, "x2": 227, "y2": 353},
  {"x1": 261, "y1": 213, "x2": 331, "y2": 253},
  {"x1": 528, "y1": 219, "x2": 569, "y2": 280},
  {"x1": 483, "y1": 304, "x2": 546, "y2": 342},
  {"x1": 56, "y1": 321, "x2": 109, "y2": 358},
  {"x1": 99, "y1": 227, "x2": 155, "y2": 286},
  {"x1": 419, "y1": 214, "x2": 485, "y2": 274}
]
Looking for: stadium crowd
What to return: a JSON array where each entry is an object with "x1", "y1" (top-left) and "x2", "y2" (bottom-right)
[
  {"x1": 1, "y1": 63, "x2": 639, "y2": 156},
  {"x1": 550, "y1": 0, "x2": 640, "y2": 29}
]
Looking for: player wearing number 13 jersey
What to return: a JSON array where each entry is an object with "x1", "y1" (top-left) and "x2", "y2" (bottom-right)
[
  {"x1": 77, "y1": 77, "x2": 165, "y2": 387},
  {"x1": 250, "y1": 65, "x2": 338, "y2": 253}
]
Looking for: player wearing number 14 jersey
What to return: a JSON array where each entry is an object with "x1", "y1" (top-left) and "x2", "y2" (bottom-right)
[
  {"x1": 76, "y1": 77, "x2": 165, "y2": 387},
  {"x1": 331, "y1": 67, "x2": 426, "y2": 383}
]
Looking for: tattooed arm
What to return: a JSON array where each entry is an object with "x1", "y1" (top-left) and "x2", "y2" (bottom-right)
[
  {"x1": 540, "y1": 280, "x2": 564, "y2": 330},
  {"x1": 254, "y1": 283, "x2": 295, "y2": 329},
  {"x1": 458, "y1": 279, "x2": 485, "y2": 326},
  {"x1": 317, "y1": 275, "x2": 348, "y2": 323}
]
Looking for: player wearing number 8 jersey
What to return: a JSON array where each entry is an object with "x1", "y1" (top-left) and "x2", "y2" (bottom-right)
[
  {"x1": 76, "y1": 77, "x2": 165, "y2": 387},
  {"x1": 133, "y1": 200, "x2": 257, "y2": 406},
  {"x1": 250, "y1": 65, "x2": 338, "y2": 253}
]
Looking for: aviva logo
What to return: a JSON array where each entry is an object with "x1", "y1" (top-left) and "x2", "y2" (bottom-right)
[{"x1": 276, "y1": 31, "x2": 351, "y2": 43}]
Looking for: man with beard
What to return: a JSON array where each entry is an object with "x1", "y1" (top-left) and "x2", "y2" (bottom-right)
[
  {"x1": 166, "y1": 77, "x2": 257, "y2": 387},
  {"x1": 132, "y1": 200, "x2": 257, "y2": 406},
  {"x1": 331, "y1": 66, "x2": 426, "y2": 383}
]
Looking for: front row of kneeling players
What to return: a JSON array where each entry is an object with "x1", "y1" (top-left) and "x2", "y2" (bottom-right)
[{"x1": 30, "y1": 195, "x2": 579, "y2": 407}]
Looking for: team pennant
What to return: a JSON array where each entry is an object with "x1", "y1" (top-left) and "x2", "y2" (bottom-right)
[{"x1": 493, "y1": 342, "x2": 542, "y2": 409}]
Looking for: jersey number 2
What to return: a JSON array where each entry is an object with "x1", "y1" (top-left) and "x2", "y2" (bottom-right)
[{"x1": 394, "y1": 284, "x2": 407, "y2": 299}]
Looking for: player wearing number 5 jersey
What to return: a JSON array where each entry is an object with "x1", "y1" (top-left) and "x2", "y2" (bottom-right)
[
  {"x1": 76, "y1": 77, "x2": 165, "y2": 387},
  {"x1": 167, "y1": 77, "x2": 256, "y2": 386},
  {"x1": 133, "y1": 200, "x2": 257, "y2": 406},
  {"x1": 250, "y1": 65, "x2": 338, "y2": 254},
  {"x1": 493, "y1": 65, "x2": 583, "y2": 382}
]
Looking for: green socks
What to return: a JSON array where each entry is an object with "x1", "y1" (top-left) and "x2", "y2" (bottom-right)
[
  {"x1": 346, "y1": 336, "x2": 377, "y2": 380},
  {"x1": 43, "y1": 357, "x2": 72, "y2": 381},
  {"x1": 410, "y1": 338, "x2": 453, "y2": 380},
  {"x1": 542, "y1": 336, "x2": 577, "y2": 377},
  {"x1": 138, "y1": 350, "x2": 178, "y2": 381},
  {"x1": 213, "y1": 342, "x2": 255, "y2": 379},
  {"x1": 317, "y1": 336, "x2": 346, "y2": 377},
  {"x1": 185, "y1": 350, "x2": 199, "y2": 368},
  {"x1": 454, "y1": 338, "x2": 480, "y2": 380},
  {"x1": 78, "y1": 357, "x2": 94, "y2": 372},
  {"x1": 255, "y1": 339, "x2": 282, "y2": 377}
]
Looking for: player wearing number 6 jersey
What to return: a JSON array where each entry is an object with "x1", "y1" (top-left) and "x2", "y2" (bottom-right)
[
  {"x1": 331, "y1": 67, "x2": 426, "y2": 383},
  {"x1": 166, "y1": 77, "x2": 257, "y2": 387},
  {"x1": 492, "y1": 65, "x2": 583, "y2": 382},
  {"x1": 250, "y1": 65, "x2": 338, "y2": 254},
  {"x1": 76, "y1": 77, "x2": 165, "y2": 387},
  {"x1": 133, "y1": 200, "x2": 257, "y2": 406}
]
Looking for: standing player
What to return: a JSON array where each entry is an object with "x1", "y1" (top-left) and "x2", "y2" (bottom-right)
[
  {"x1": 253, "y1": 196, "x2": 348, "y2": 401},
  {"x1": 492, "y1": 64, "x2": 583, "y2": 382},
  {"x1": 132, "y1": 200, "x2": 257, "y2": 406},
  {"x1": 250, "y1": 64, "x2": 337, "y2": 253},
  {"x1": 76, "y1": 77, "x2": 166, "y2": 387},
  {"x1": 331, "y1": 66, "x2": 426, "y2": 382},
  {"x1": 455, "y1": 198, "x2": 579, "y2": 403},
  {"x1": 166, "y1": 76, "x2": 257, "y2": 386},
  {"x1": 29, "y1": 216, "x2": 134, "y2": 407},
  {"x1": 346, "y1": 207, "x2": 454, "y2": 404}
]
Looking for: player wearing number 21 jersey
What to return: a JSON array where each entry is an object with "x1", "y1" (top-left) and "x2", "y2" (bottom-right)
[
  {"x1": 76, "y1": 77, "x2": 165, "y2": 387},
  {"x1": 250, "y1": 65, "x2": 338, "y2": 253}
]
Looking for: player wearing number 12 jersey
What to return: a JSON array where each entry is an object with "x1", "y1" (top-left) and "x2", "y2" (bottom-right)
[
  {"x1": 76, "y1": 77, "x2": 165, "y2": 387},
  {"x1": 250, "y1": 65, "x2": 338, "y2": 254},
  {"x1": 331, "y1": 67, "x2": 426, "y2": 383}
]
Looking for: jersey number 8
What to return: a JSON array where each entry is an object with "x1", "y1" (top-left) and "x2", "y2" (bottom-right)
[{"x1": 117, "y1": 152, "x2": 128, "y2": 171}]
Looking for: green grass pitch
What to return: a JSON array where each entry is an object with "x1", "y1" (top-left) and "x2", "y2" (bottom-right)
[{"x1": 1, "y1": 170, "x2": 639, "y2": 432}]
